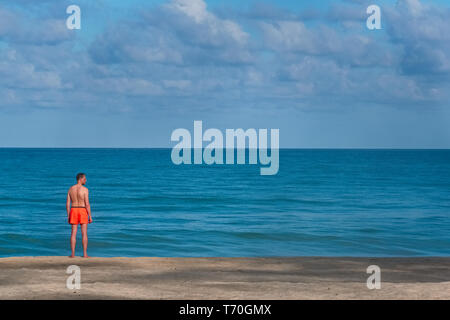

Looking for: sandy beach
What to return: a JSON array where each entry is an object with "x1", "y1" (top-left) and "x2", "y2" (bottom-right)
[{"x1": 0, "y1": 256, "x2": 449, "y2": 299}]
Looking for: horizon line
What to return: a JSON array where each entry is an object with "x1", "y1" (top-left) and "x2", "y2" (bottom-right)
[{"x1": 1, "y1": 147, "x2": 449, "y2": 150}]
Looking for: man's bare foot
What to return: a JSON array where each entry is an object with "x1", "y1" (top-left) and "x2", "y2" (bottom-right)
[
  {"x1": 68, "y1": 254, "x2": 75, "y2": 258},
  {"x1": 82, "y1": 255, "x2": 91, "y2": 258}
]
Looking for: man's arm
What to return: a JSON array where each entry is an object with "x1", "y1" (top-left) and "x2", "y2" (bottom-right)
[
  {"x1": 66, "y1": 190, "x2": 71, "y2": 218},
  {"x1": 85, "y1": 188, "x2": 92, "y2": 223}
]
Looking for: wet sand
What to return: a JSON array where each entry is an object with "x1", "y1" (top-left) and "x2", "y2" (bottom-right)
[{"x1": 0, "y1": 256, "x2": 449, "y2": 299}]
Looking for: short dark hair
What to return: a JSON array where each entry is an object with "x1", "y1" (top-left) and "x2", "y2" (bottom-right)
[{"x1": 76, "y1": 173, "x2": 86, "y2": 181}]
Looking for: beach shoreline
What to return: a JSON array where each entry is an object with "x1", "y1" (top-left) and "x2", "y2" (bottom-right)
[{"x1": 0, "y1": 256, "x2": 449, "y2": 299}]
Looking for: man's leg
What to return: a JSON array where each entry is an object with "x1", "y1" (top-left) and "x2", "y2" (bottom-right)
[
  {"x1": 69, "y1": 224, "x2": 78, "y2": 258},
  {"x1": 81, "y1": 224, "x2": 90, "y2": 258}
]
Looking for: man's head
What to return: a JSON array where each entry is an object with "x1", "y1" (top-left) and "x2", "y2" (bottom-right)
[{"x1": 76, "y1": 173, "x2": 87, "y2": 185}]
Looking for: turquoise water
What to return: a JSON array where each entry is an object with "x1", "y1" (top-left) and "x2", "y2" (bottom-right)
[{"x1": 0, "y1": 148, "x2": 449, "y2": 257}]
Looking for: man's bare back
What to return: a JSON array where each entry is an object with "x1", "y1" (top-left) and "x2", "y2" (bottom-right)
[
  {"x1": 67, "y1": 173, "x2": 92, "y2": 258},
  {"x1": 68, "y1": 184, "x2": 89, "y2": 207}
]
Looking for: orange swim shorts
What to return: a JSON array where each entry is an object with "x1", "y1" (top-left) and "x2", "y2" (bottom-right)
[{"x1": 69, "y1": 207, "x2": 89, "y2": 225}]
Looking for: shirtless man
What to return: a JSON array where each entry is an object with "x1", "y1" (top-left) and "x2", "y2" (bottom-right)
[{"x1": 66, "y1": 173, "x2": 93, "y2": 258}]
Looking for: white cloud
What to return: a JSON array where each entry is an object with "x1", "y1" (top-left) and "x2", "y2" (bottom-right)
[
  {"x1": 167, "y1": 0, "x2": 208, "y2": 23},
  {"x1": 165, "y1": 0, "x2": 249, "y2": 46}
]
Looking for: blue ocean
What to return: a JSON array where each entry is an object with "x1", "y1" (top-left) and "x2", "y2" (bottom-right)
[{"x1": 0, "y1": 148, "x2": 449, "y2": 257}]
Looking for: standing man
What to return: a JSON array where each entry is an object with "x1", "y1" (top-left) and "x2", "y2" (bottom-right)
[{"x1": 67, "y1": 173, "x2": 93, "y2": 258}]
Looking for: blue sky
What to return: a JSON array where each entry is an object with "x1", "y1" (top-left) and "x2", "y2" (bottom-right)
[{"x1": 0, "y1": 0, "x2": 450, "y2": 148}]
